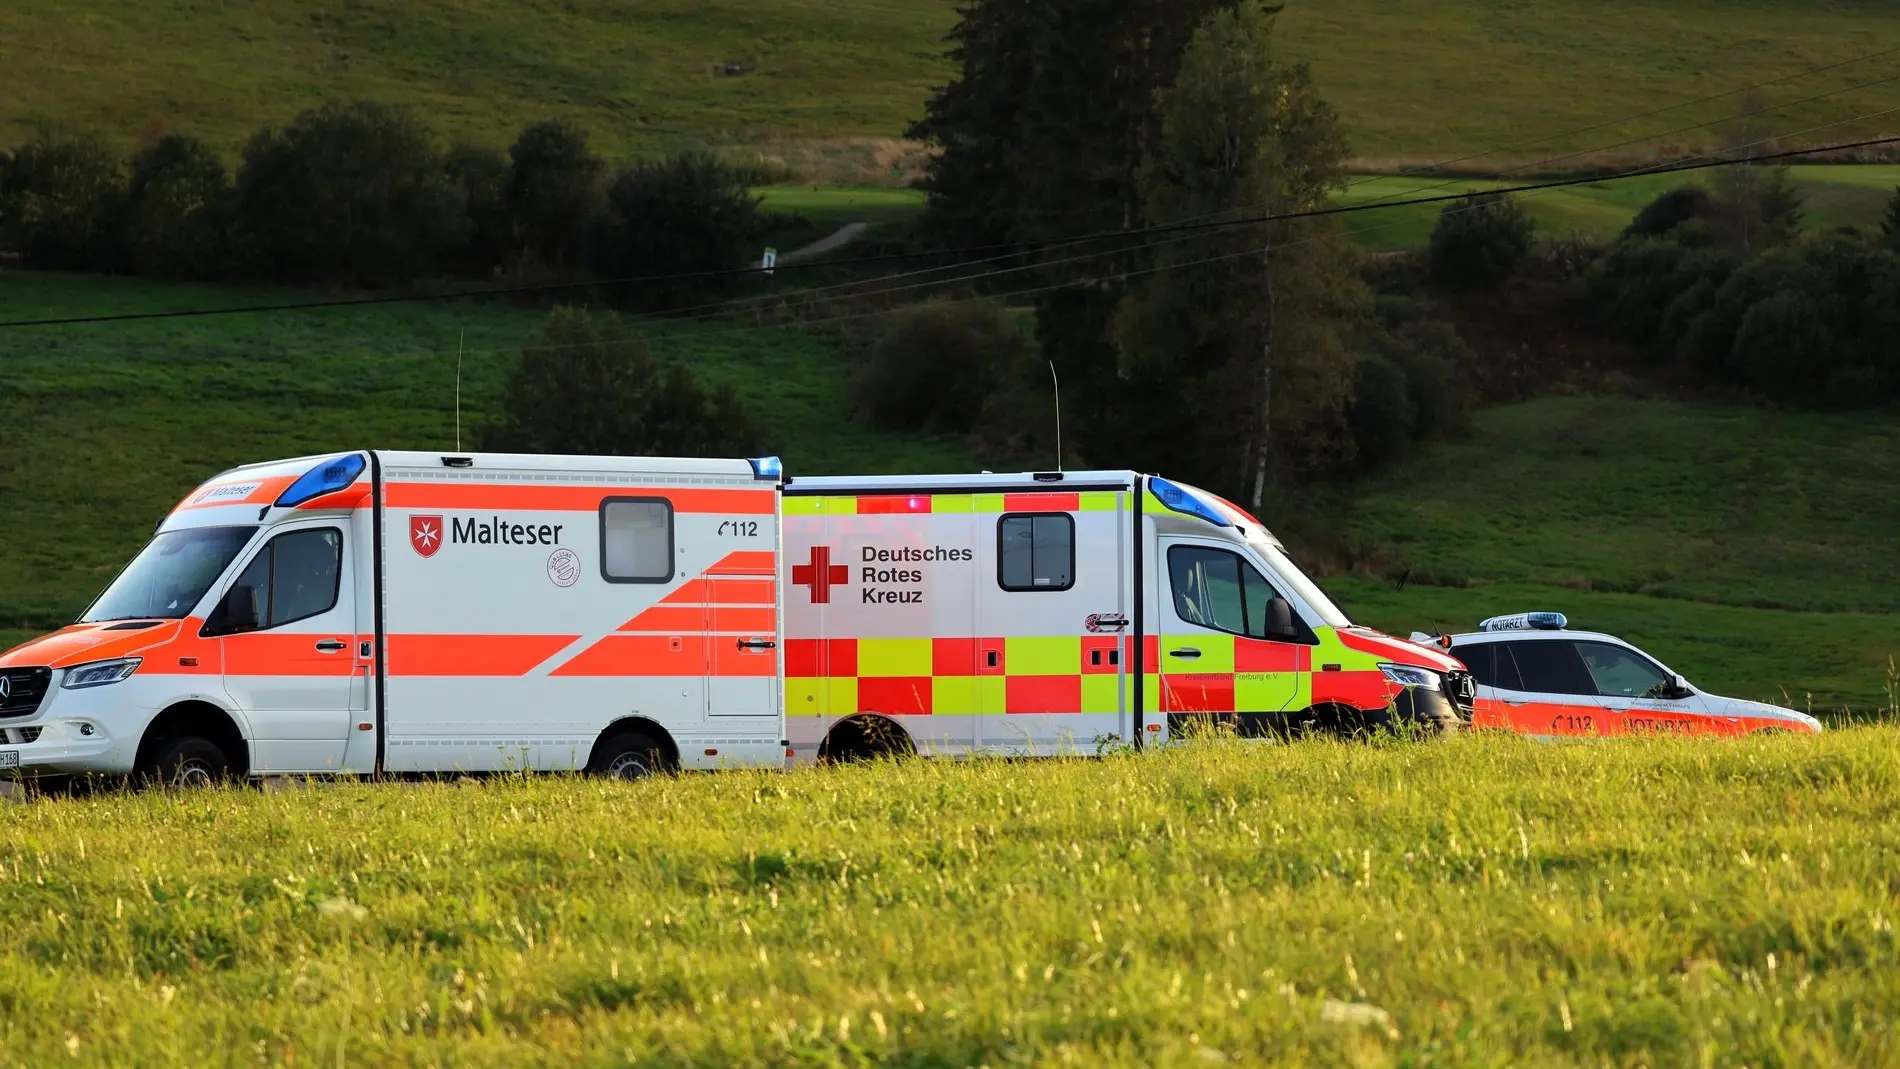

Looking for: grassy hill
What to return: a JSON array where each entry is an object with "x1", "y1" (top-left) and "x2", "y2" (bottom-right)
[
  {"x1": 4, "y1": 734, "x2": 1898, "y2": 1064},
  {"x1": 3, "y1": 0, "x2": 1895, "y2": 169},
  {"x1": 1322, "y1": 397, "x2": 1900, "y2": 712}
]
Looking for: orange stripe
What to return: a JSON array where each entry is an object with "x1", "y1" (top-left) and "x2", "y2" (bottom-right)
[
  {"x1": 387, "y1": 634, "x2": 578, "y2": 676},
  {"x1": 223, "y1": 633, "x2": 359, "y2": 677},
  {"x1": 553, "y1": 635, "x2": 705, "y2": 677},
  {"x1": 617, "y1": 605, "x2": 779, "y2": 633},
  {"x1": 383, "y1": 483, "x2": 775, "y2": 514},
  {"x1": 295, "y1": 482, "x2": 373, "y2": 511},
  {"x1": 858, "y1": 494, "x2": 933, "y2": 514},
  {"x1": 710, "y1": 550, "x2": 777, "y2": 575},
  {"x1": 1004, "y1": 492, "x2": 1080, "y2": 512},
  {"x1": 661, "y1": 577, "x2": 776, "y2": 605},
  {"x1": 174, "y1": 475, "x2": 297, "y2": 512}
]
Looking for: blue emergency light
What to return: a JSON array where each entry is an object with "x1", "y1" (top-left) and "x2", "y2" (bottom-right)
[
  {"x1": 748, "y1": 456, "x2": 784, "y2": 481},
  {"x1": 1149, "y1": 477, "x2": 1233, "y2": 528},
  {"x1": 274, "y1": 453, "x2": 367, "y2": 509},
  {"x1": 1478, "y1": 611, "x2": 1568, "y2": 633}
]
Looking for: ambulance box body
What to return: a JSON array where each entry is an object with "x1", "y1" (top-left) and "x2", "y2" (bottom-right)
[
  {"x1": 780, "y1": 470, "x2": 1472, "y2": 763},
  {"x1": 0, "y1": 450, "x2": 785, "y2": 782}
]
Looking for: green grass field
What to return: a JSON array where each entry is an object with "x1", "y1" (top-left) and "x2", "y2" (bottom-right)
[
  {"x1": 3, "y1": 735, "x2": 1898, "y2": 1065},
  {"x1": 3, "y1": 0, "x2": 1895, "y2": 168},
  {"x1": 0, "y1": 270, "x2": 976, "y2": 636}
]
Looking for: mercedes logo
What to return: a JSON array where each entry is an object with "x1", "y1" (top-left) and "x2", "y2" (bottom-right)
[{"x1": 0, "y1": 677, "x2": 11, "y2": 702}]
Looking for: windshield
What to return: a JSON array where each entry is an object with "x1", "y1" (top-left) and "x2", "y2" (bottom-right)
[
  {"x1": 81, "y1": 526, "x2": 257, "y2": 622},
  {"x1": 1254, "y1": 541, "x2": 1354, "y2": 629}
]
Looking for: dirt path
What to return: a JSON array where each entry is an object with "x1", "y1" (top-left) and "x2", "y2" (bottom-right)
[{"x1": 778, "y1": 221, "x2": 869, "y2": 265}]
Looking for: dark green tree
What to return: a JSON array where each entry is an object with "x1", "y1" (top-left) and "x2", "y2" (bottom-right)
[
  {"x1": 1881, "y1": 185, "x2": 1900, "y2": 252},
  {"x1": 443, "y1": 143, "x2": 513, "y2": 277},
  {"x1": 855, "y1": 299, "x2": 1026, "y2": 434},
  {"x1": 123, "y1": 135, "x2": 236, "y2": 279},
  {"x1": 1428, "y1": 192, "x2": 1534, "y2": 290},
  {"x1": 483, "y1": 307, "x2": 759, "y2": 458},
  {"x1": 586, "y1": 152, "x2": 762, "y2": 310},
  {"x1": 236, "y1": 101, "x2": 463, "y2": 284},
  {"x1": 507, "y1": 120, "x2": 602, "y2": 269},
  {"x1": 908, "y1": 0, "x2": 1245, "y2": 473},
  {"x1": 0, "y1": 127, "x2": 125, "y2": 271},
  {"x1": 1112, "y1": 3, "x2": 1360, "y2": 497}
]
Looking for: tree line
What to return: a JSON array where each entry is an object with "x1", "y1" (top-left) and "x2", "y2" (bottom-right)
[{"x1": 0, "y1": 103, "x2": 767, "y2": 308}]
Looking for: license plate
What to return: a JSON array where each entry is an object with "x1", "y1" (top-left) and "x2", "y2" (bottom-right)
[{"x1": 0, "y1": 751, "x2": 17, "y2": 769}]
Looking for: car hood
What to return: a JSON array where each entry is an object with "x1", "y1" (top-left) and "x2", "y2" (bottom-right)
[
  {"x1": 1334, "y1": 627, "x2": 1464, "y2": 673},
  {"x1": 1703, "y1": 693, "x2": 1822, "y2": 730},
  {"x1": 0, "y1": 621, "x2": 187, "y2": 670}
]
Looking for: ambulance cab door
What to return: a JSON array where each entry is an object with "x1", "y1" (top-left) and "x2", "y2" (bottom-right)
[
  {"x1": 339, "y1": 504, "x2": 379, "y2": 773},
  {"x1": 208, "y1": 522, "x2": 356, "y2": 773},
  {"x1": 1157, "y1": 539, "x2": 1307, "y2": 735}
]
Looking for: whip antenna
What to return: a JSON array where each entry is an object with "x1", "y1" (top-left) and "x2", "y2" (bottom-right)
[
  {"x1": 454, "y1": 327, "x2": 465, "y2": 452},
  {"x1": 1049, "y1": 360, "x2": 1063, "y2": 472}
]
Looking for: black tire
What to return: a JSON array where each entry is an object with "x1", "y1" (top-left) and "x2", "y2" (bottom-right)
[
  {"x1": 142, "y1": 736, "x2": 232, "y2": 790},
  {"x1": 588, "y1": 730, "x2": 668, "y2": 781}
]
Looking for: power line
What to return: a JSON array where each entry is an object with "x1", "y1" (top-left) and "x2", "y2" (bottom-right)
[{"x1": 2, "y1": 133, "x2": 1896, "y2": 331}]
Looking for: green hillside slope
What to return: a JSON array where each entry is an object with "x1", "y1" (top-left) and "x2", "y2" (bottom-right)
[{"x1": 3, "y1": 0, "x2": 1893, "y2": 165}]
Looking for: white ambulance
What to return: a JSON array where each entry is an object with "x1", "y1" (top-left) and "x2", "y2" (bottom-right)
[
  {"x1": 0, "y1": 450, "x2": 787, "y2": 786},
  {"x1": 779, "y1": 470, "x2": 1472, "y2": 763}
]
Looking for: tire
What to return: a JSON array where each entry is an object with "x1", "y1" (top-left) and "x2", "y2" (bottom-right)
[
  {"x1": 142, "y1": 736, "x2": 232, "y2": 790},
  {"x1": 588, "y1": 730, "x2": 668, "y2": 781}
]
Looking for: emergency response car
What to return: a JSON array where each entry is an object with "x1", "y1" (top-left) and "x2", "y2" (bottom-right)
[
  {"x1": 0, "y1": 450, "x2": 787, "y2": 785},
  {"x1": 1419, "y1": 612, "x2": 1821, "y2": 737},
  {"x1": 0, "y1": 453, "x2": 1473, "y2": 786},
  {"x1": 781, "y1": 470, "x2": 1473, "y2": 762}
]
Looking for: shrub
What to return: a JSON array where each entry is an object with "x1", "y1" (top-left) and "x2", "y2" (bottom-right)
[
  {"x1": 1345, "y1": 352, "x2": 1415, "y2": 470},
  {"x1": 444, "y1": 143, "x2": 512, "y2": 277},
  {"x1": 123, "y1": 135, "x2": 236, "y2": 279},
  {"x1": 236, "y1": 101, "x2": 463, "y2": 284},
  {"x1": 586, "y1": 152, "x2": 763, "y2": 310},
  {"x1": 1624, "y1": 186, "x2": 1715, "y2": 239},
  {"x1": 0, "y1": 129, "x2": 125, "y2": 271},
  {"x1": 482, "y1": 307, "x2": 760, "y2": 458},
  {"x1": 1730, "y1": 290, "x2": 1842, "y2": 404},
  {"x1": 1881, "y1": 186, "x2": 1900, "y2": 252},
  {"x1": 1428, "y1": 192, "x2": 1533, "y2": 290},
  {"x1": 507, "y1": 120, "x2": 602, "y2": 270},
  {"x1": 855, "y1": 299, "x2": 1027, "y2": 435}
]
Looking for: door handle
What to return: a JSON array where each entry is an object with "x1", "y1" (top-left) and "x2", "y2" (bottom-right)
[
  {"x1": 1169, "y1": 648, "x2": 1201, "y2": 659},
  {"x1": 315, "y1": 640, "x2": 347, "y2": 652},
  {"x1": 737, "y1": 639, "x2": 778, "y2": 650},
  {"x1": 1503, "y1": 698, "x2": 1528, "y2": 706}
]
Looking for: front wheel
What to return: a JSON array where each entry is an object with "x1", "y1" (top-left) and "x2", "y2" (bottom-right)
[{"x1": 142, "y1": 736, "x2": 232, "y2": 790}]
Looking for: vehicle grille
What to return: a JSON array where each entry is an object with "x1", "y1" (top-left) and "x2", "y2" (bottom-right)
[
  {"x1": 0, "y1": 667, "x2": 51, "y2": 719},
  {"x1": 1443, "y1": 669, "x2": 1476, "y2": 714},
  {"x1": 4, "y1": 727, "x2": 41, "y2": 744}
]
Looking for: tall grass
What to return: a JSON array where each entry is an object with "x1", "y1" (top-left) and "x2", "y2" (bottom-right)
[{"x1": 3, "y1": 732, "x2": 1897, "y2": 1065}]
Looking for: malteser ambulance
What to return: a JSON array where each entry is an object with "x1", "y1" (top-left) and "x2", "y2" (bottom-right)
[
  {"x1": 780, "y1": 470, "x2": 1473, "y2": 763},
  {"x1": 0, "y1": 450, "x2": 786, "y2": 786}
]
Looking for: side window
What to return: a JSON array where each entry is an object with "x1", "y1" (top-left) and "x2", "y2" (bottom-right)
[
  {"x1": 1168, "y1": 545, "x2": 1307, "y2": 641},
  {"x1": 1576, "y1": 641, "x2": 1672, "y2": 698},
  {"x1": 1502, "y1": 640, "x2": 1596, "y2": 696},
  {"x1": 997, "y1": 513, "x2": 1074, "y2": 592},
  {"x1": 224, "y1": 528, "x2": 342, "y2": 631},
  {"x1": 1451, "y1": 642, "x2": 1494, "y2": 686},
  {"x1": 601, "y1": 498, "x2": 673, "y2": 583}
]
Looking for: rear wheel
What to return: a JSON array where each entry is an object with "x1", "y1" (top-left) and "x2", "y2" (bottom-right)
[
  {"x1": 141, "y1": 736, "x2": 232, "y2": 790},
  {"x1": 588, "y1": 730, "x2": 669, "y2": 781}
]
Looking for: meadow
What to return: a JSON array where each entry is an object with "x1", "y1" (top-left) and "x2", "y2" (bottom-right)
[
  {"x1": 4, "y1": 0, "x2": 1896, "y2": 169},
  {"x1": 2, "y1": 733, "x2": 1897, "y2": 1066}
]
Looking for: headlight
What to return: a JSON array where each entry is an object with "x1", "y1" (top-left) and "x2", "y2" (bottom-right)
[
  {"x1": 1378, "y1": 663, "x2": 1441, "y2": 689},
  {"x1": 60, "y1": 657, "x2": 142, "y2": 690}
]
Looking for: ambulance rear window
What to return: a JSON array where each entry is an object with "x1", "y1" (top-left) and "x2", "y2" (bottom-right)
[
  {"x1": 600, "y1": 497, "x2": 674, "y2": 583},
  {"x1": 998, "y1": 513, "x2": 1073, "y2": 592}
]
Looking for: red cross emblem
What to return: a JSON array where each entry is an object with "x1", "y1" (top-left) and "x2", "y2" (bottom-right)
[{"x1": 791, "y1": 545, "x2": 849, "y2": 603}]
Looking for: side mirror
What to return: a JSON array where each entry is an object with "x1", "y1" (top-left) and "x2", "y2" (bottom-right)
[
  {"x1": 1669, "y1": 674, "x2": 1693, "y2": 699},
  {"x1": 1265, "y1": 596, "x2": 1298, "y2": 642},
  {"x1": 218, "y1": 584, "x2": 260, "y2": 633}
]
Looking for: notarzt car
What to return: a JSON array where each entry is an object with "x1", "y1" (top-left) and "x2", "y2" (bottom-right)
[{"x1": 1415, "y1": 612, "x2": 1821, "y2": 738}]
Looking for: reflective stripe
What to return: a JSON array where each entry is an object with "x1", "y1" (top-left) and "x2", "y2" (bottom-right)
[
  {"x1": 858, "y1": 638, "x2": 932, "y2": 677},
  {"x1": 388, "y1": 634, "x2": 578, "y2": 676},
  {"x1": 385, "y1": 483, "x2": 774, "y2": 514},
  {"x1": 1006, "y1": 636, "x2": 1079, "y2": 675},
  {"x1": 1078, "y1": 491, "x2": 1121, "y2": 512}
]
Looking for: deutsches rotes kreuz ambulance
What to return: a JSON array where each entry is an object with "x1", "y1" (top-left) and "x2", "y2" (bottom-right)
[
  {"x1": 779, "y1": 470, "x2": 1473, "y2": 762},
  {"x1": 0, "y1": 454, "x2": 1472, "y2": 786}
]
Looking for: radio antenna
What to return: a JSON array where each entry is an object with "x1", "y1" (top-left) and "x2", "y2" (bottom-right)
[
  {"x1": 454, "y1": 327, "x2": 465, "y2": 452},
  {"x1": 1048, "y1": 359, "x2": 1063, "y2": 472}
]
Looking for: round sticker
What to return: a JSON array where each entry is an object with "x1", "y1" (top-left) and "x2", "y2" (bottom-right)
[{"x1": 547, "y1": 548, "x2": 581, "y2": 588}]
